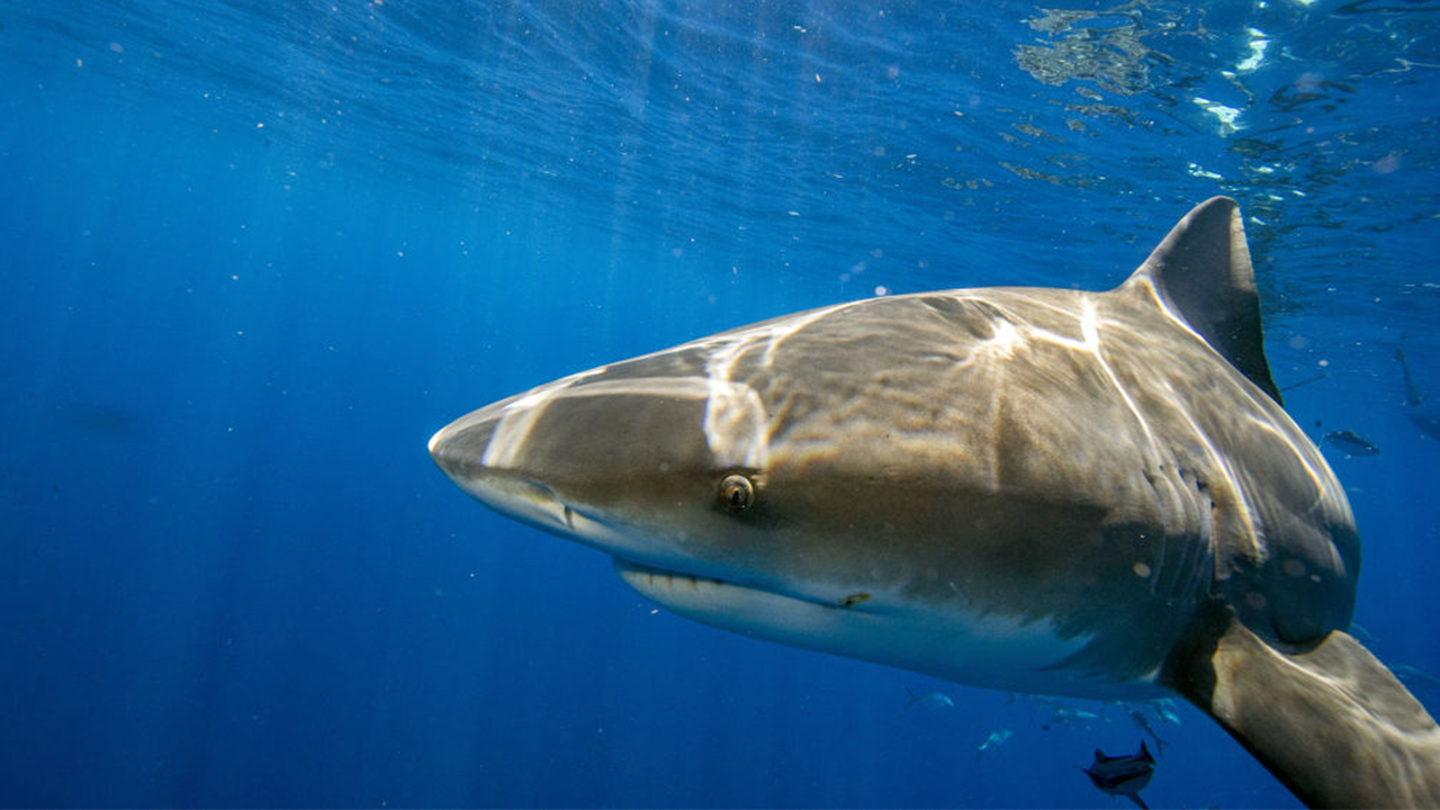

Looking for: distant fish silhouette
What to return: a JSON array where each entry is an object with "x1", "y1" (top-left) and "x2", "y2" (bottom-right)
[
  {"x1": 1394, "y1": 350, "x2": 1440, "y2": 440},
  {"x1": 1396, "y1": 349, "x2": 1426, "y2": 407},
  {"x1": 1078, "y1": 742, "x2": 1156, "y2": 810},
  {"x1": 1409, "y1": 413, "x2": 1440, "y2": 442},
  {"x1": 1321, "y1": 429, "x2": 1380, "y2": 458},
  {"x1": 1348, "y1": 622, "x2": 1378, "y2": 643},
  {"x1": 51, "y1": 402, "x2": 142, "y2": 436},
  {"x1": 1394, "y1": 664, "x2": 1440, "y2": 689},
  {"x1": 903, "y1": 687, "x2": 955, "y2": 711}
]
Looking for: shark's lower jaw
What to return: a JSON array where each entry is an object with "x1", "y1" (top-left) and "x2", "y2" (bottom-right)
[
  {"x1": 612, "y1": 556, "x2": 896, "y2": 656},
  {"x1": 612, "y1": 557, "x2": 1159, "y2": 700},
  {"x1": 612, "y1": 558, "x2": 872, "y2": 615}
]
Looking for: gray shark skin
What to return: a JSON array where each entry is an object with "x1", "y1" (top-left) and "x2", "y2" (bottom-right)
[{"x1": 429, "y1": 198, "x2": 1440, "y2": 808}]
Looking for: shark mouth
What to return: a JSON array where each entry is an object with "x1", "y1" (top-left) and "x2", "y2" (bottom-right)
[
  {"x1": 613, "y1": 558, "x2": 727, "y2": 591},
  {"x1": 611, "y1": 558, "x2": 875, "y2": 613}
]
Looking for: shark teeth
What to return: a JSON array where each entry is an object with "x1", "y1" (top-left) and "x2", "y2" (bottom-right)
[{"x1": 615, "y1": 559, "x2": 726, "y2": 591}]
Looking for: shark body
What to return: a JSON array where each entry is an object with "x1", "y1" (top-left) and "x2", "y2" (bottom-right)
[{"x1": 429, "y1": 198, "x2": 1440, "y2": 807}]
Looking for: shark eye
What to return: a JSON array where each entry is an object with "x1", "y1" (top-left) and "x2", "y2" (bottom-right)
[{"x1": 718, "y1": 473, "x2": 756, "y2": 514}]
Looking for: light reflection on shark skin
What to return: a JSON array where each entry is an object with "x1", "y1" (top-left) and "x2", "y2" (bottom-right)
[{"x1": 430, "y1": 198, "x2": 1440, "y2": 808}]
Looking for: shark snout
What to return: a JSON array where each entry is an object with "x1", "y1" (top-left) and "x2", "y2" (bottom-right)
[
  {"x1": 429, "y1": 402, "x2": 628, "y2": 546},
  {"x1": 427, "y1": 405, "x2": 498, "y2": 485},
  {"x1": 429, "y1": 404, "x2": 545, "y2": 519},
  {"x1": 427, "y1": 364, "x2": 753, "y2": 563}
]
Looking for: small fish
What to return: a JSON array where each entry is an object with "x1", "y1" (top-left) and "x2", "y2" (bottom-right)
[
  {"x1": 903, "y1": 687, "x2": 955, "y2": 711},
  {"x1": 976, "y1": 728, "x2": 1013, "y2": 760},
  {"x1": 1078, "y1": 742, "x2": 1156, "y2": 810},
  {"x1": 1124, "y1": 706, "x2": 1168, "y2": 756},
  {"x1": 1396, "y1": 349, "x2": 1426, "y2": 407},
  {"x1": 1150, "y1": 699, "x2": 1182, "y2": 727},
  {"x1": 1322, "y1": 429, "x2": 1380, "y2": 458},
  {"x1": 1051, "y1": 706, "x2": 1103, "y2": 727}
]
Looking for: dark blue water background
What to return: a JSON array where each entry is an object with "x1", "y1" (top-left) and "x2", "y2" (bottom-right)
[{"x1": 2, "y1": 1, "x2": 1437, "y2": 806}]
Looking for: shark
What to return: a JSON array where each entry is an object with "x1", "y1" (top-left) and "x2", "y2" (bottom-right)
[{"x1": 429, "y1": 198, "x2": 1440, "y2": 808}]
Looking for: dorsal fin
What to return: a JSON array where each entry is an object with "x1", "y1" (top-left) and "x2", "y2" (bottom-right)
[{"x1": 1120, "y1": 197, "x2": 1283, "y2": 404}]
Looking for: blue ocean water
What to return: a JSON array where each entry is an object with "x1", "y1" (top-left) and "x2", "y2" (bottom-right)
[{"x1": 2, "y1": 0, "x2": 1438, "y2": 806}]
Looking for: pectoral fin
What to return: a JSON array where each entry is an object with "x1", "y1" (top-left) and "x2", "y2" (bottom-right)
[{"x1": 1165, "y1": 606, "x2": 1440, "y2": 808}]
